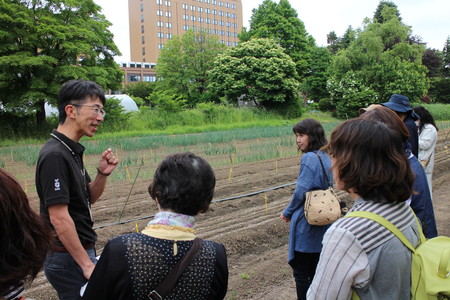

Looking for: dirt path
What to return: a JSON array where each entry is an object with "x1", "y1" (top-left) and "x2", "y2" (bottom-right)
[{"x1": 24, "y1": 136, "x2": 450, "y2": 299}]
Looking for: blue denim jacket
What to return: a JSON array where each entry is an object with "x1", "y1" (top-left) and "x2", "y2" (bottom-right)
[{"x1": 283, "y1": 150, "x2": 333, "y2": 263}]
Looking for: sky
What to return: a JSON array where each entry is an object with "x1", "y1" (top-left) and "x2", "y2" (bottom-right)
[{"x1": 94, "y1": 0, "x2": 450, "y2": 62}]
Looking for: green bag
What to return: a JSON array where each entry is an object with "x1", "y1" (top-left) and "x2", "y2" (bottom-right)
[{"x1": 346, "y1": 211, "x2": 450, "y2": 300}]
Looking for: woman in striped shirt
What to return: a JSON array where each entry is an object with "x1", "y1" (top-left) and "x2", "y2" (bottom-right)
[{"x1": 308, "y1": 119, "x2": 420, "y2": 300}]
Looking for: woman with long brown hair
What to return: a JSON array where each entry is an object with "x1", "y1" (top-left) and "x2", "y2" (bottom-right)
[{"x1": 0, "y1": 168, "x2": 50, "y2": 300}]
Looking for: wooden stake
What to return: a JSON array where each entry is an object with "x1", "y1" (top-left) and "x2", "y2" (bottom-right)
[
  {"x1": 264, "y1": 193, "x2": 268, "y2": 212},
  {"x1": 135, "y1": 223, "x2": 139, "y2": 232},
  {"x1": 276, "y1": 160, "x2": 278, "y2": 173},
  {"x1": 228, "y1": 167, "x2": 233, "y2": 182}
]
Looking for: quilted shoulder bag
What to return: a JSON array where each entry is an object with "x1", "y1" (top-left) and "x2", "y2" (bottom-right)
[{"x1": 304, "y1": 152, "x2": 341, "y2": 226}]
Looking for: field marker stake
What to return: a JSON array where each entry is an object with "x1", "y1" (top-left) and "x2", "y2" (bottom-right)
[
  {"x1": 135, "y1": 223, "x2": 139, "y2": 232},
  {"x1": 228, "y1": 167, "x2": 233, "y2": 182},
  {"x1": 276, "y1": 160, "x2": 278, "y2": 173},
  {"x1": 264, "y1": 193, "x2": 268, "y2": 212},
  {"x1": 125, "y1": 166, "x2": 131, "y2": 180}
]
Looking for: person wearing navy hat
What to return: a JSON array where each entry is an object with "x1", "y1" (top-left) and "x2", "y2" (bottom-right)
[{"x1": 381, "y1": 94, "x2": 419, "y2": 157}]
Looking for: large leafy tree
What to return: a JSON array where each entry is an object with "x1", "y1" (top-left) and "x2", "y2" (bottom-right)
[
  {"x1": 239, "y1": 0, "x2": 314, "y2": 78},
  {"x1": 155, "y1": 29, "x2": 226, "y2": 107},
  {"x1": 0, "y1": 0, "x2": 123, "y2": 125},
  {"x1": 328, "y1": 5, "x2": 428, "y2": 117},
  {"x1": 207, "y1": 38, "x2": 301, "y2": 117}
]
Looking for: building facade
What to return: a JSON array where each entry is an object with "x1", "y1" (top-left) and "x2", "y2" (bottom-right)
[{"x1": 128, "y1": 0, "x2": 243, "y2": 64}]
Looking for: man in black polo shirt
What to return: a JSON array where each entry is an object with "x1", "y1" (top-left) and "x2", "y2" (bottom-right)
[{"x1": 36, "y1": 80, "x2": 118, "y2": 300}]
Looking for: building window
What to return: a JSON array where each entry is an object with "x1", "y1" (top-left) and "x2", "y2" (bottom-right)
[
  {"x1": 205, "y1": 8, "x2": 210, "y2": 13},
  {"x1": 198, "y1": 7, "x2": 203, "y2": 12},
  {"x1": 190, "y1": 5, "x2": 195, "y2": 10},
  {"x1": 184, "y1": 25, "x2": 189, "y2": 30},
  {"x1": 183, "y1": 14, "x2": 188, "y2": 20},
  {"x1": 212, "y1": 19, "x2": 218, "y2": 25},
  {"x1": 166, "y1": 33, "x2": 172, "y2": 39},
  {"x1": 199, "y1": 17, "x2": 204, "y2": 22},
  {"x1": 141, "y1": 25, "x2": 145, "y2": 33},
  {"x1": 212, "y1": 0, "x2": 217, "y2": 4},
  {"x1": 140, "y1": 3, "x2": 144, "y2": 12},
  {"x1": 233, "y1": 32, "x2": 237, "y2": 37},
  {"x1": 128, "y1": 73, "x2": 141, "y2": 82},
  {"x1": 143, "y1": 74, "x2": 156, "y2": 82},
  {"x1": 220, "y1": 30, "x2": 224, "y2": 36},
  {"x1": 205, "y1": 0, "x2": 210, "y2": 3},
  {"x1": 212, "y1": 9, "x2": 217, "y2": 15},
  {"x1": 166, "y1": 22, "x2": 172, "y2": 28},
  {"x1": 219, "y1": 11, "x2": 224, "y2": 16},
  {"x1": 158, "y1": 44, "x2": 164, "y2": 50},
  {"x1": 156, "y1": 0, "x2": 162, "y2": 4},
  {"x1": 220, "y1": 20, "x2": 224, "y2": 26},
  {"x1": 234, "y1": 42, "x2": 238, "y2": 46},
  {"x1": 231, "y1": 4, "x2": 236, "y2": 9},
  {"x1": 205, "y1": 28, "x2": 211, "y2": 33},
  {"x1": 191, "y1": 15, "x2": 196, "y2": 21},
  {"x1": 226, "y1": 2, "x2": 229, "y2": 8},
  {"x1": 220, "y1": 40, "x2": 224, "y2": 44},
  {"x1": 182, "y1": 3, "x2": 188, "y2": 9},
  {"x1": 218, "y1": 1, "x2": 223, "y2": 6},
  {"x1": 226, "y1": 12, "x2": 230, "y2": 18},
  {"x1": 165, "y1": 0, "x2": 171, "y2": 6},
  {"x1": 166, "y1": 11, "x2": 172, "y2": 17},
  {"x1": 142, "y1": 47, "x2": 146, "y2": 55},
  {"x1": 157, "y1": 10, "x2": 162, "y2": 16},
  {"x1": 227, "y1": 41, "x2": 231, "y2": 46},
  {"x1": 226, "y1": 22, "x2": 230, "y2": 27},
  {"x1": 157, "y1": 32, "x2": 164, "y2": 38},
  {"x1": 140, "y1": 14, "x2": 144, "y2": 22},
  {"x1": 157, "y1": 21, "x2": 163, "y2": 27},
  {"x1": 226, "y1": 31, "x2": 231, "y2": 36},
  {"x1": 206, "y1": 18, "x2": 210, "y2": 24},
  {"x1": 233, "y1": 23, "x2": 237, "y2": 28},
  {"x1": 213, "y1": 29, "x2": 218, "y2": 34},
  {"x1": 232, "y1": 13, "x2": 236, "y2": 19},
  {"x1": 141, "y1": 36, "x2": 145, "y2": 44}
]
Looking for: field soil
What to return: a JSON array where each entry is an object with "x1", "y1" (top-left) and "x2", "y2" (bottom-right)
[{"x1": 24, "y1": 131, "x2": 450, "y2": 300}]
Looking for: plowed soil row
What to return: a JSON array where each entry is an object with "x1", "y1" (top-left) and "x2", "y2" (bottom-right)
[{"x1": 24, "y1": 131, "x2": 450, "y2": 300}]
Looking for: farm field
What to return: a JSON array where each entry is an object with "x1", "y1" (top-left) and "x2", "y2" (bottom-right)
[{"x1": 1, "y1": 123, "x2": 448, "y2": 299}]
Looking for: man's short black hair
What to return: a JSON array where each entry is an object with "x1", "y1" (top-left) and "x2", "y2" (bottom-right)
[
  {"x1": 57, "y1": 79, "x2": 106, "y2": 124},
  {"x1": 148, "y1": 152, "x2": 216, "y2": 216}
]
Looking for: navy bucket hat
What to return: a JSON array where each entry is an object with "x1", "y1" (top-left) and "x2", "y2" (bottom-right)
[{"x1": 381, "y1": 94, "x2": 412, "y2": 113}]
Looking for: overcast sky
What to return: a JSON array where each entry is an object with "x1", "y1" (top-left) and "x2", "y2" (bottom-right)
[{"x1": 94, "y1": 0, "x2": 450, "y2": 62}]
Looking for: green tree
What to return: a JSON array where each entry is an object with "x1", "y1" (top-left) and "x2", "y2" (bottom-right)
[
  {"x1": 373, "y1": 1, "x2": 401, "y2": 23},
  {"x1": 156, "y1": 29, "x2": 226, "y2": 107},
  {"x1": 301, "y1": 46, "x2": 332, "y2": 102},
  {"x1": 442, "y1": 36, "x2": 450, "y2": 77},
  {"x1": 422, "y1": 48, "x2": 443, "y2": 78},
  {"x1": 0, "y1": 0, "x2": 123, "y2": 125},
  {"x1": 207, "y1": 38, "x2": 301, "y2": 117},
  {"x1": 328, "y1": 5, "x2": 428, "y2": 107},
  {"x1": 239, "y1": 0, "x2": 313, "y2": 78},
  {"x1": 123, "y1": 81, "x2": 156, "y2": 106}
]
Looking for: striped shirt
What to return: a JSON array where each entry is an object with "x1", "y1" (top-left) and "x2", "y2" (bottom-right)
[{"x1": 307, "y1": 198, "x2": 420, "y2": 300}]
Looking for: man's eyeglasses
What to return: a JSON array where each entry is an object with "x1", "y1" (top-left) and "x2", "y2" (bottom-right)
[{"x1": 71, "y1": 104, "x2": 106, "y2": 117}]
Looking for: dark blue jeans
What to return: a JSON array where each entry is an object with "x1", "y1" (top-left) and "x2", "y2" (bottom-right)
[
  {"x1": 289, "y1": 251, "x2": 320, "y2": 300},
  {"x1": 44, "y1": 248, "x2": 96, "y2": 300}
]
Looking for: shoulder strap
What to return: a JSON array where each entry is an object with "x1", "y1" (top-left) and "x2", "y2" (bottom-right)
[
  {"x1": 345, "y1": 211, "x2": 425, "y2": 253},
  {"x1": 148, "y1": 238, "x2": 203, "y2": 300},
  {"x1": 314, "y1": 152, "x2": 332, "y2": 187}
]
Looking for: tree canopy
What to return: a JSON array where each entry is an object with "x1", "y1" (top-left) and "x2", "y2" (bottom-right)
[
  {"x1": 207, "y1": 38, "x2": 301, "y2": 117},
  {"x1": 155, "y1": 29, "x2": 226, "y2": 107},
  {"x1": 0, "y1": 0, "x2": 123, "y2": 125},
  {"x1": 327, "y1": 5, "x2": 429, "y2": 117},
  {"x1": 239, "y1": 0, "x2": 314, "y2": 78}
]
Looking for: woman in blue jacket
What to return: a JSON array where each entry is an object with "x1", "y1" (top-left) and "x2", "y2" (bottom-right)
[{"x1": 280, "y1": 119, "x2": 333, "y2": 300}]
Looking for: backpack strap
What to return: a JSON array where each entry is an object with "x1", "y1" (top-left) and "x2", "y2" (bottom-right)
[
  {"x1": 345, "y1": 211, "x2": 426, "y2": 252},
  {"x1": 314, "y1": 152, "x2": 332, "y2": 188}
]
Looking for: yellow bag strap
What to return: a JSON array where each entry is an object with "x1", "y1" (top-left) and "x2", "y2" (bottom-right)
[
  {"x1": 345, "y1": 211, "x2": 426, "y2": 252},
  {"x1": 438, "y1": 248, "x2": 450, "y2": 278}
]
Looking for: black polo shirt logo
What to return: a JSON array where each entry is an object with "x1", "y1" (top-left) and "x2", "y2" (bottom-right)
[{"x1": 54, "y1": 178, "x2": 61, "y2": 191}]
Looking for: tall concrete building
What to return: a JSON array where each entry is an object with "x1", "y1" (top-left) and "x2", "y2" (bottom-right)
[{"x1": 128, "y1": 0, "x2": 243, "y2": 64}]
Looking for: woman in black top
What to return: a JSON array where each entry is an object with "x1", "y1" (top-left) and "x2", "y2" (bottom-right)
[{"x1": 82, "y1": 152, "x2": 228, "y2": 300}]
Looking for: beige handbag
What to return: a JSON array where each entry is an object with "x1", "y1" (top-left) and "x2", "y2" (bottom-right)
[{"x1": 304, "y1": 153, "x2": 341, "y2": 226}]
